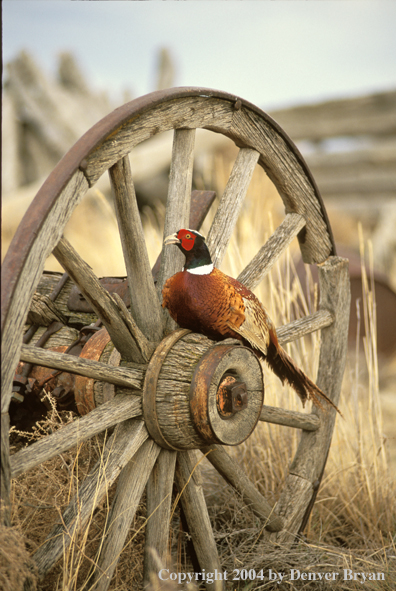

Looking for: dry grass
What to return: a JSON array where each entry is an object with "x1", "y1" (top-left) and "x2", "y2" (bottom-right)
[{"x1": 4, "y1": 152, "x2": 396, "y2": 589}]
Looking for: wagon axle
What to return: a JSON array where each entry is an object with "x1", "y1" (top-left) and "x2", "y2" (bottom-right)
[
  {"x1": 13, "y1": 325, "x2": 263, "y2": 448},
  {"x1": 217, "y1": 375, "x2": 249, "y2": 418}
]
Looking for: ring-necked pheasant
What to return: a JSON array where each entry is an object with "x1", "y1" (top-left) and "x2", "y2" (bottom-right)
[{"x1": 162, "y1": 228, "x2": 340, "y2": 414}]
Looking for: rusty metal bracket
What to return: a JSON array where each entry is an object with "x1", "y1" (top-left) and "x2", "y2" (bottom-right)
[
  {"x1": 12, "y1": 321, "x2": 65, "y2": 401},
  {"x1": 65, "y1": 319, "x2": 103, "y2": 357},
  {"x1": 13, "y1": 318, "x2": 103, "y2": 418},
  {"x1": 216, "y1": 375, "x2": 248, "y2": 419},
  {"x1": 74, "y1": 327, "x2": 112, "y2": 415},
  {"x1": 142, "y1": 328, "x2": 191, "y2": 451}
]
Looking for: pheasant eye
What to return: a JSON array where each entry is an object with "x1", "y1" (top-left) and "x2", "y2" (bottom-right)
[{"x1": 185, "y1": 233, "x2": 191, "y2": 239}]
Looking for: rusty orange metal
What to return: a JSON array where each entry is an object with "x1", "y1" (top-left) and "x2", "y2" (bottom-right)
[
  {"x1": 189, "y1": 344, "x2": 236, "y2": 441},
  {"x1": 74, "y1": 328, "x2": 111, "y2": 415},
  {"x1": 216, "y1": 375, "x2": 248, "y2": 419},
  {"x1": 15, "y1": 346, "x2": 71, "y2": 393}
]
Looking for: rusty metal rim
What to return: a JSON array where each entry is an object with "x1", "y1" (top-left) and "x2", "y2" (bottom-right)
[
  {"x1": 142, "y1": 328, "x2": 191, "y2": 451},
  {"x1": 1, "y1": 86, "x2": 335, "y2": 332}
]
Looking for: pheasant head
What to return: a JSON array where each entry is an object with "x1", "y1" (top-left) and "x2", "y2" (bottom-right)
[{"x1": 164, "y1": 229, "x2": 214, "y2": 275}]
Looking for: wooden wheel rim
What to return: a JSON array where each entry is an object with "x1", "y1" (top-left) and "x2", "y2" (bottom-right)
[
  {"x1": 1, "y1": 87, "x2": 349, "y2": 587},
  {"x1": 2, "y1": 87, "x2": 337, "y2": 410}
]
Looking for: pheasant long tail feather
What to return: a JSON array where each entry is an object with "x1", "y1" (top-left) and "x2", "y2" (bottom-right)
[{"x1": 265, "y1": 343, "x2": 342, "y2": 416}]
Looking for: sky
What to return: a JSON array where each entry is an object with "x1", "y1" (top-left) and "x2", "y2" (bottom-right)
[{"x1": 2, "y1": 1, "x2": 396, "y2": 111}]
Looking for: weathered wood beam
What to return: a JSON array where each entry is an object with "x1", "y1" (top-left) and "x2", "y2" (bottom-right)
[
  {"x1": 53, "y1": 237, "x2": 145, "y2": 362},
  {"x1": 269, "y1": 90, "x2": 396, "y2": 141},
  {"x1": 277, "y1": 309, "x2": 334, "y2": 345},
  {"x1": 1, "y1": 171, "x2": 88, "y2": 414},
  {"x1": 1, "y1": 413, "x2": 11, "y2": 526},
  {"x1": 175, "y1": 451, "x2": 223, "y2": 591},
  {"x1": 87, "y1": 439, "x2": 161, "y2": 591},
  {"x1": 32, "y1": 419, "x2": 148, "y2": 579},
  {"x1": 156, "y1": 129, "x2": 195, "y2": 300},
  {"x1": 19, "y1": 344, "x2": 144, "y2": 389},
  {"x1": 143, "y1": 450, "x2": 177, "y2": 589},
  {"x1": 206, "y1": 147, "x2": 259, "y2": 268},
  {"x1": 308, "y1": 150, "x2": 396, "y2": 197},
  {"x1": 270, "y1": 256, "x2": 350, "y2": 545},
  {"x1": 112, "y1": 293, "x2": 154, "y2": 362},
  {"x1": 201, "y1": 444, "x2": 283, "y2": 532},
  {"x1": 237, "y1": 213, "x2": 306, "y2": 290},
  {"x1": 260, "y1": 405, "x2": 320, "y2": 431},
  {"x1": 109, "y1": 156, "x2": 163, "y2": 342}
]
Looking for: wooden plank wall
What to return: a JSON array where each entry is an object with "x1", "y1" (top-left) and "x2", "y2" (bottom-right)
[
  {"x1": 270, "y1": 90, "x2": 396, "y2": 205},
  {"x1": 3, "y1": 49, "x2": 395, "y2": 208}
]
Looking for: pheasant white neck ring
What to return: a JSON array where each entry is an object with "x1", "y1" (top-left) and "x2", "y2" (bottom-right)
[{"x1": 185, "y1": 263, "x2": 214, "y2": 275}]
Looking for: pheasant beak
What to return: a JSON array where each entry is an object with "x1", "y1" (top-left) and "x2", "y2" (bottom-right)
[{"x1": 164, "y1": 232, "x2": 180, "y2": 246}]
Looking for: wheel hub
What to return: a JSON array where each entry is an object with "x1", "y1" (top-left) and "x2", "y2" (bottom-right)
[{"x1": 142, "y1": 328, "x2": 264, "y2": 450}]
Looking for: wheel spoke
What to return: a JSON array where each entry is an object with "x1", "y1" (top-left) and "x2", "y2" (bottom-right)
[
  {"x1": 53, "y1": 237, "x2": 144, "y2": 362},
  {"x1": 87, "y1": 439, "x2": 161, "y2": 591},
  {"x1": 276, "y1": 309, "x2": 334, "y2": 345},
  {"x1": 109, "y1": 156, "x2": 163, "y2": 342},
  {"x1": 206, "y1": 147, "x2": 259, "y2": 268},
  {"x1": 189, "y1": 189, "x2": 217, "y2": 234},
  {"x1": 260, "y1": 405, "x2": 320, "y2": 431},
  {"x1": 201, "y1": 444, "x2": 283, "y2": 532},
  {"x1": 237, "y1": 213, "x2": 306, "y2": 290},
  {"x1": 156, "y1": 128, "x2": 196, "y2": 305},
  {"x1": 32, "y1": 419, "x2": 148, "y2": 579},
  {"x1": 144, "y1": 450, "x2": 176, "y2": 588},
  {"x1": 19, "y1": 344, "x2": 145, "y2": 388},
  {"x1": 261, "y1": 474, "x2": 313, "y2": 546},
  {"x1": 174, "y1": 451, "x2": 223, "y2": 591},
  {"x1": 10, "y1": 394, "x2": 142, "y2": 478},
  {"x1": 112, "y1": 293, "x2": 154, "y2": 362}
]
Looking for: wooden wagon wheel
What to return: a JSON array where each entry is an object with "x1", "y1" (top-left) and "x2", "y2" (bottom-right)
[{"x1": 1, "y1": 87, "x2": 350, "y2": 590}]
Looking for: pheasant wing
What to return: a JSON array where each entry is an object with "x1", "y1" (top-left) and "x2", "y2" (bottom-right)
[{"x1": 227, "y1": 296, "x2": 272, "y2": 356}]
